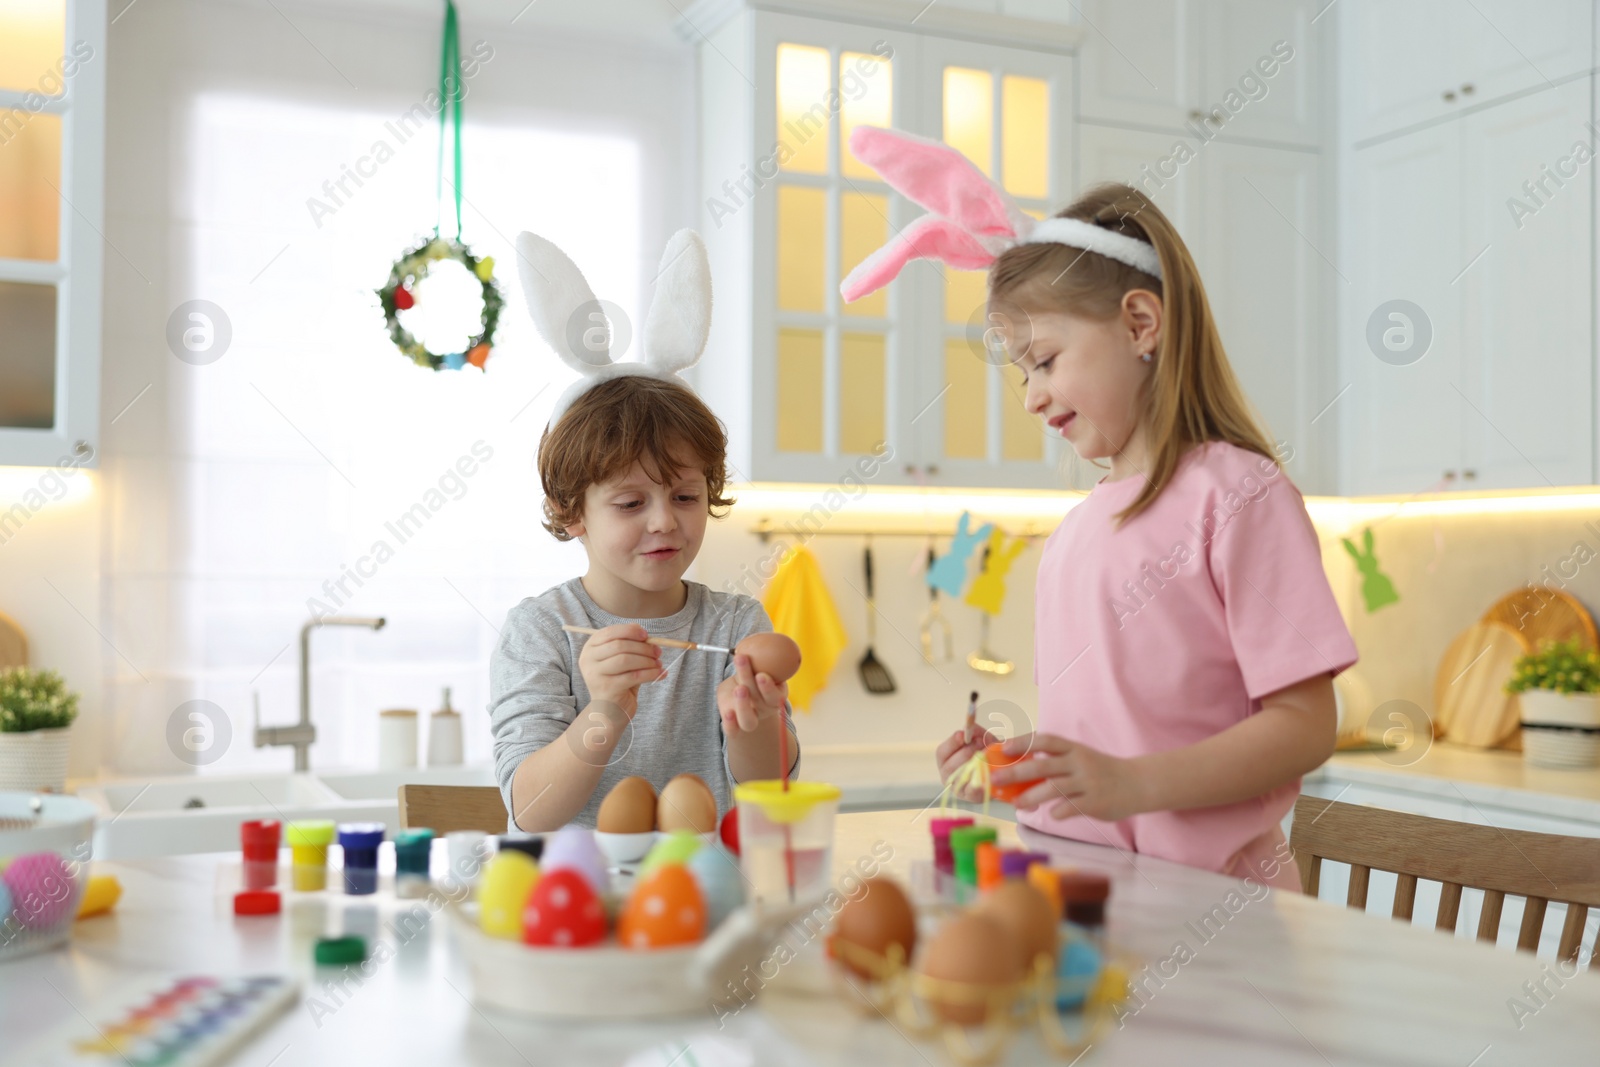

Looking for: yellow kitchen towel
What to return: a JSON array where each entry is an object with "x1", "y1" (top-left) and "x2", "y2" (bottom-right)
[{"x1": 761, "y1": 546, "x2": 848, "y2": 711}]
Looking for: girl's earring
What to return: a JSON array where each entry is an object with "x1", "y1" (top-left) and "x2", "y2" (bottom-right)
[{"x1": 1140, "y1": 351, "x2": 1153, "y2": 363}]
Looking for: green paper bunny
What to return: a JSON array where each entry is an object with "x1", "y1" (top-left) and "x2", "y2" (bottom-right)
[{"x1": 1341, "y1": 526, "x2": 1399, "y2": 613}]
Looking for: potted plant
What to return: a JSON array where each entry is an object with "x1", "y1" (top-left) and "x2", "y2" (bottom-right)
[
  {"x1": 1506, "y1": 640, "x2": 1600, "y2": 769},
  {"x1": 0, "y1": 668, "x2": 80, "y2": 792}
]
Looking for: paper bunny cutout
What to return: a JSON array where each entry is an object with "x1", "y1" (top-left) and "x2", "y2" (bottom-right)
[
  {"x1": 927, "y1": 512, "x2": 996, "y2": 598},
  {"x1": 839, "y1": 125, "x2": 1162, "y2": 304},
  {"x1": 964, "y1": 529, "x2": 1030, "y2": 616},
  {"x1": 516, "y1": 228, "x2": 712, "y2": 427},
  {"x1": 1341, "y1": 526, "x2": 1400, "y2": 613}
]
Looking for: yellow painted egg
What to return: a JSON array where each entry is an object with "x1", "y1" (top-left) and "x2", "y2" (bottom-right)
[
  {"x1": 598, "y1": 776, "x2": 657, "y2": 834},
  {"x1": 479, "y1": 850, "x2": 540, "y2": 940},
  {"x1": 657, "y1": 773, "x2": 717, "y2": 834},
  {"x1": 619, "y1": 864, "x2": 706, "y2": 949}
]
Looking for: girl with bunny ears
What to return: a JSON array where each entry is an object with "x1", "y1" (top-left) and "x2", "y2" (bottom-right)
[
  {"x1": 842, "y1": 126, "x2": 1355, "y2": 888},
  {"x1": 488, "y1": 229, "x2": 798, "y2": 832}
]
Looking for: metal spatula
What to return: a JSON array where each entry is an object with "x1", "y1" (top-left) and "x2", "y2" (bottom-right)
[{"x1": 857, "y1": 541, "x2": 896, "y2": 694}]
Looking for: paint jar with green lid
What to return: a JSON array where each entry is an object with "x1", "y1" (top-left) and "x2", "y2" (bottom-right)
[
  {"x1": 285, "y1": 820, "x2": 336, "y2": 891},
  {"x1": 394, "y1": 828, "x2": 435, "y2": 899},
  {"x1": 948, "y1": 825, "x2": 998, "y2": 888}
]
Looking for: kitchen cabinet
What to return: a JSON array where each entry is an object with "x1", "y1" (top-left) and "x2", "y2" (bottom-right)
[
  {"x1": 1341, "y1": 81, "x2": 1594, "y2": 494},
  {"x1": 689, "y1": 4, "x2": 1079, "y2": 489},
  {"x1": 0, "y1": 0, "x2": 106, "y2": 468},
  {"x1": 1076, "y1": 0, "x2": 1320, "y2": 148},
  {"x1": 1342, "y1": 0, "x2": 1593, "y2": 145}
]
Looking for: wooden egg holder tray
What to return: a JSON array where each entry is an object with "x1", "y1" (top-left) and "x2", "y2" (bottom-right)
[{"x1": 826, "y1": 933, "x2": 1128, "y2": 1067}]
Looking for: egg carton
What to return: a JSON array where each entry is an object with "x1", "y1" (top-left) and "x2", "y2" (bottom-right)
[
  {"x1": 447, "y1": 892, "x2": 823, "y2": 1019},
  {"x1": 0, "y1": 792, "x2": 95, "y2": 962}
]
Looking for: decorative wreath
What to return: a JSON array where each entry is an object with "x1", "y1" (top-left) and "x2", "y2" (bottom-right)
[{"x1": 376, "y1": 235, "x2": 503, "y2": 371}]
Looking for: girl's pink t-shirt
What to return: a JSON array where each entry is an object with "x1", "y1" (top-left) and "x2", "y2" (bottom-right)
[{"x1": 1027, "y1": 441, "x2": 1357, "y2": 890}]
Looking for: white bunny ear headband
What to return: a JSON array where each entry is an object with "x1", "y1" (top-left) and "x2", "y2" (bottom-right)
[
  {"x1": 516, "y1": 228, "x2": 713, "y2": 427},
  {"x1": 839, "y1": 126, "x2": 1162, "y2": 304}
]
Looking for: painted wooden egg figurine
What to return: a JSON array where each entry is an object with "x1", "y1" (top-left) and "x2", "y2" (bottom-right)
[
  {"x1": 522, "y1": 868, "x2": 606, "y2": 948},
  {"x1": 686, "y1": 844, "x2": 745, "y2": 929},
  {"x1": 541, "y1": 825, "x2": 608, "y2": 894},
  {"x1": 479, "y1": 850, "x2": 540, "y2": 940},
  {"x1": 619, "y1": 864, "x2": 706, "y2": 949}
]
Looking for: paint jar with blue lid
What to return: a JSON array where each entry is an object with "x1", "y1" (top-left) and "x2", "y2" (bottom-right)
[
  {"x1": 394, "y1": 828, "x2": 434, "y2": 898},
  {"x1": 337, "y1": 822, "x2": 386, "y2": 895}
]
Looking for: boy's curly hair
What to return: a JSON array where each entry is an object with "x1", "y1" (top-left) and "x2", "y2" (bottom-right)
[{"x1": 537, "y1": 375, "x2": 735, "y2": 541}]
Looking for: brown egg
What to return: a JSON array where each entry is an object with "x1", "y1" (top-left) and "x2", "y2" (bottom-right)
[
  {"x1": 973, "y1": 880, "x2": 1058, "y2": 973},
  {"x1": 657, "y1": 773, "x2": 718, "y2": 834},
  {"x1": 734, "y1": 632, "x2": 802, "y2": 684},
  {"x1": 597, "y1": 775, "x2": 657, "y2": 833},
  {"x1": 916, "y1": 913, "x2": 1024, "y2": 1026},
  {"x1": 828, "y1": 877, "x2": 918, "y2": 978}
]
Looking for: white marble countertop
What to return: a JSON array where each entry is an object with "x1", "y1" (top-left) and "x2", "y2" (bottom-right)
[{"x1": 7, "y1": 808, "x2": 1596, "y2": 1065}]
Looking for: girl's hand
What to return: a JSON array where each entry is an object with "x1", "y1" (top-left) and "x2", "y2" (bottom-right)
[
  {"x1": 992, "y1": 733, "x2": 1149, "y2": 822},
  {"x1": 934, "y1": 727, "x2": 1000, "y2": 802},
  {"x1": 577, "y1": 623, "x2": 665, "y2": 718},
  {"x1": 718, "y1": 653, "x2": 787, "y2": 737}
]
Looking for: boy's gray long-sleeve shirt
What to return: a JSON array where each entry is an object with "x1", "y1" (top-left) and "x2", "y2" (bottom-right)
[{"x1": 489, "y1": 578, "x2": 801, "y2": 830}]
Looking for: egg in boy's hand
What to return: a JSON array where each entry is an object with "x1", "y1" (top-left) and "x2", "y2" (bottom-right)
[{"x1": 717, "y1": 651, "x2": 788, "y2": 736}]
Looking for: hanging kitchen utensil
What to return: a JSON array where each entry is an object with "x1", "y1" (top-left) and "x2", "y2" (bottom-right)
[
  {"x1": 919, "y1": 547, "x2": 954, "y2": 665},
  {"x1": 967, "y1": 613, "x2": 1014, "y2": 676},
  {"x1": 856, "y1": 539, "x2": 896, "y2": 695}
]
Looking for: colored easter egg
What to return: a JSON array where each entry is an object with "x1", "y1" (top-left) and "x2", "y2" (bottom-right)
[
  {"x1": 1055, "y1": 932, "x2": 1104, "y2": 1010},
  {"x1": 619, "y1": 864, "x2": 705, "y2": 949},
  {"x1": 474, "y1": 255, "x2": 495, "y2": 281},
  {"x1": 479, "y1": 851, "x2": 540, "y2": 940},
  {"x1": 465, "y1": 342, "x2": 491, "y2": 368},
  {"x1": 639, "y1": 830, "x2": 702, "y2": 878},
  {"x1": 522, "y1": 869, "x2": 606, "y2": 948},
  {"x1": 719, "y1": 806, "x2": 740, "y2": 855},
  {"x1": 3, "y1": 852, "x2": 77, "y2": 928},
  {"x1": 541, "y1": 825, "x2": 608, "y2": 894},
  {"x1": 393, "y1": 285, "x2": 415, "y2": 310},
  {"x1": 686, "y1": 844, "x2": 745, "y2": 929}
]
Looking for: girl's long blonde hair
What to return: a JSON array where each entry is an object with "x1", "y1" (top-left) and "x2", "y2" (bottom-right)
[{"x1": 988, "y1": 183, "x2": 1277, "y2": 523}]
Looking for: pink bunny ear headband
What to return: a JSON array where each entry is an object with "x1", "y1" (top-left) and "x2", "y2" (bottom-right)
[
  {"x1": 516, "y1": 228, "x2": 712, "y2": 427},
  {"x1": 839, "y1": 126, "x2": 1162, "y2": 304}
]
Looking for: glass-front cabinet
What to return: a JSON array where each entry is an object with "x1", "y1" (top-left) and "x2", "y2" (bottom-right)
[
  {"x1": 693, "y1": 5, "x2": 1080, "y2": 490},
  {"x1": 0, "y1": 0, "x2": 105, "y2": 467}
]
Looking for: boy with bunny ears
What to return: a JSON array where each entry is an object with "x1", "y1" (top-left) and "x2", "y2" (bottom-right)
[{"x1": 488, "y1": 230, "x2": 799, "y2": 832}]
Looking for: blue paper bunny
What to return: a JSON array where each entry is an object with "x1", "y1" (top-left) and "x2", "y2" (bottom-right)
[{"x1": 927, "y1": 511, "x2": 995, "y2": 598}]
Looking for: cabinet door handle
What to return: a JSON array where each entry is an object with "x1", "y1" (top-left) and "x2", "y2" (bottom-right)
[
  {"x1": 1442, "y1": 90, "x2": 1457, "y2": 102},
  {"x1": 1443, "y1": 470, "x2": 1457, "y2": 482},
  {"x1": 1188, "y1": 109, "x2": 1203, "y2": 120},
  {"x1": 1462, "y1": 469, "x2": 1478, "y2": 481},
  {"x1": 925, "y1": 465, "x2": 939, "y2": 477},
  {"x1": 1460, "y1": 83, "x2": 1475, "y2": 95}
]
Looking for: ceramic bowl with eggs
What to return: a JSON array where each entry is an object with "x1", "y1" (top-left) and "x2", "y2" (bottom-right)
[{"x1": 593, "y1": 773, "x2": 721, "y2": 865}]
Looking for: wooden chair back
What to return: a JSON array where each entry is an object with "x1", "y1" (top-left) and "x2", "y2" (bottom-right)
[
  {"x1": 397, "y1": 784, "x2": 508, "y2": 835},
  {"x1": 1291, "y1": 795, "x2": 1600, "y2": 965}
]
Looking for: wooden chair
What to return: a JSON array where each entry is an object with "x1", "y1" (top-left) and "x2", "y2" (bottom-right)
[
  {"x1": 1290, "y1": 795, "x2": 1600, "y2": 966},
  {"x1": 397, "y1": 784, "x2": 508, "y2": 835}
]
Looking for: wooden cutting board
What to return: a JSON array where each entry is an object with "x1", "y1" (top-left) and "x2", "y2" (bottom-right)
[
  {"x1": 1434, "y1": 621, "x2": 1528, "y2": 748},
  {"x1": 1481, "y1": 587, "x2": 1597, "y2": 651},
  {"x1": 0, "y1": 610, "x2": 25, "y2": 668}
]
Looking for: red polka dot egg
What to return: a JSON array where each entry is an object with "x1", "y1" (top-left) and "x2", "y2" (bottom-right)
[{"x1": 522, "y1": 869, "x2": 606, "y2": 948}]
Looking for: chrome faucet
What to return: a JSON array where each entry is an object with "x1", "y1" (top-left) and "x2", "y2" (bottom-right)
[{"x1": 254, "y1": 615, "x2": 387, "y2": 771}]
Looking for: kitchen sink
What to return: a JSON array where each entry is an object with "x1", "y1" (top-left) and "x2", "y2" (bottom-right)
[{"x1": 78, "y1": 765, "x2": 496, "y2": 859}]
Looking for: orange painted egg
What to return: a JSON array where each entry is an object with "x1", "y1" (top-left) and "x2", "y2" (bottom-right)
[
  {"x1": 734, "y1": 632, "x2": 802, "y2": 684},
  {"x1": 619, "y1": 864, "x2": 706, "y2": 949}
]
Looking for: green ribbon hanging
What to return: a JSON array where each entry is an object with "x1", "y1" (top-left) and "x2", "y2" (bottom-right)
[{"x1": 434, "y1": 0, "x2": 463, "y2": 241}]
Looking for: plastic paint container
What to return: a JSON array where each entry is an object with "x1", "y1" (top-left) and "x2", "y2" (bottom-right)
[
  {"x1": 733, "y1": 781, "x2": 841, "y2": 904},
  {"x1": 929, "y1": 816, "x2": 974, "y2": 875},
  {"x1": 949, "y1": 825, "x2": 997, "y2": 887},
  {"x1": 285, "y1": 820, "x2": 336, "y2": 891},
  {"x1": 239, "y1": 820, "x2": 281, "y2": 891},
  {"x1": 394, "y1": 828, "x2": 435, "y2": 899},
  {"x1": 337, "y1": 823, "x2": 386, "y2": 895},
  {"x1": 1058, "y1": 870, "x2": 1111, "y2": 938}
]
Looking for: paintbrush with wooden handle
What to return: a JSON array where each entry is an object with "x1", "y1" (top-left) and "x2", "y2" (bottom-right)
[{"x1": 560, "y1": 624, "x2": 731, "y2": 654}]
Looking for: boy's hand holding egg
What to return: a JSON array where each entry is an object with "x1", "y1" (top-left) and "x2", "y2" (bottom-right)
[
  {"x1": 992, "y1": 732, "x2": 1148, "y2": 822},
  {"x1": 717, "y1": 633, "x2": 799, "y2": 737},
  {"x1": 577, "y1": 623, "x2": 667, "y2": 719}
]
